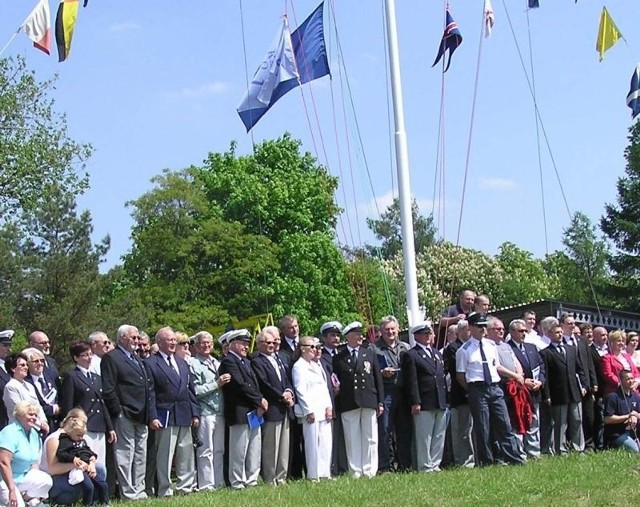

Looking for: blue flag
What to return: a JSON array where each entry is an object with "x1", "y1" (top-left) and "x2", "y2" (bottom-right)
[
  {"x1": 627, "y1": 64, "x2": 640, "y2": 120},
  {"x1": 432, "y1": 8, "x2": 462, "y2": 73},
  {"x1": 528, "y1": 0, "x2": 539, "y2": 8},
  {"x1": 237, "y1": 2, "x2": 330, "y2": 132}
]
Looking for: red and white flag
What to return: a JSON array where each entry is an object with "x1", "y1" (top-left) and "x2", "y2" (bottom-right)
[
  {"x1": 22, "y1": 0, "x2": 51, "y2": 55},
  {"x1": 484, "y1": 0, "x2": 495, "y2": 38}
]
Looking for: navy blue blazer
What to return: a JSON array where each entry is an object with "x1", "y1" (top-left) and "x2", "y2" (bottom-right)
[
  {"x1": 25, "y1": 375, "x2": 59, "y2": 430},
  {"x1": 144, "y1": 354, "x2": 200, "y2": 427},
  {"x1": 219, "y1": 353, "x2": 264, "y2": 426},
  {"x1": 510, "y1": 340, "x2": 546, "y2": 402},
  {"x1": 59, "y1": 368, "x2": 113, "y2": 433},
  {"x1": 101, "y1": 346, "x2": 153, "y2": 425},
  {"x1": 251, "y1": 354, "x2": 293, "y2": 422},
  {"x1": 333, "y1": 346, "x2": 384, "y2": 413},
  {"x1": 0, "y1": 368, "x2": 10, "y2": 428},
  {"x1": 402, "y1": 345, "x2": 447, "y2": 411}
]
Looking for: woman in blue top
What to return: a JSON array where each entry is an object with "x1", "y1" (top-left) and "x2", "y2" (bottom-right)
[{"x1": 0, "y1": 400, "x2": 52, "y2": 507}]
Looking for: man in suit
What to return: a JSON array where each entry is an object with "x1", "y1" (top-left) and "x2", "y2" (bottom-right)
[
  {"x1": 59, "y1": 341, "x2": 116, "y2": 468},
  {"x1": 443, "y1": 320, "x2": 475, "y2": 467},
  {"x1": 101, "y1": 324, "x2": 153, "y2": 500},
  {"x1": 28, "y1": 331, "x2": 60, "y2": 391},
  {"x1": 509, "y1": 319, "x2": 545, "y2": 458},
  {"x1": 219, "y1": 330, "x2": 268, "y2": 490},
  {"x1": 277, "y1": 314, "x2": 305, "y2": 479},
  {"x1": 251, "y1": 326, "x2": 294, "y2": 485},
  {"x1": 403, "y1": 322, "x2": 447, "y2": 472},
  {"x1": 87, "y1": 331, "x2": 110, "y2": 376},
  {"x1": 0, "y1": 330, "x2": 14, "y2": 428},
  {"x1": 540, "y1": 320, "x2": 587, "y2": 455},
  {"x1": 370, "y1": 315, "x2": 411, "y2": 472},
  {"x1": 333, "y1": 321, "x2": 384, "y2": 478},
  {"x1": 559, "y1": 312, "x2": 597, "y2": 452},
  {"x1": 145, "y1": 327, "x2": 200, "y2": 497},
  {"x1": 319, "y1": 321, "x2": 347, "y2": 475},
  {"x1": 24, "y1": 347, "x2": 60, "y2": 432},
  {"x1": 589, "y1": 326, "x2": 608, "y2": 450}
]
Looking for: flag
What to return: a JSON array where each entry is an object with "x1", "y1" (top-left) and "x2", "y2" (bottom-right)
[
  {"x1": 528, "y1": 0, "x2": 539, "y2": 8},
  {"x1": 432, "y1": 7, "x2": 463, "y2": 72},
  {"x1": 22, "y1": 0, "x2": 51, "y2": 55},
  {"x1": 627, "y1": 64, "x2": 640, "y2": 120},
  {"x1": 484, "y1": 0, "x2": 495, "y2": 38},
  {"x1": 237, "y1": 2, "x2": 330, "y2": 132},
  {"x1": 55, "y1": 0, "x2": 79, "y2": 62},
  {"x1": 596, "y1": 7, "x2": 622, "y2": 62}
]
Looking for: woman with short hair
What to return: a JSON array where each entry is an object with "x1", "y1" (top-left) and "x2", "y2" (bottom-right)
[{"x1": 2, "y1": 354, "x2": 48, "y2": 435}]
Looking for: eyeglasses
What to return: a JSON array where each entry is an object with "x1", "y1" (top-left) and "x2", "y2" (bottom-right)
[
  {"x1": 302, "y1": 344, "x2": 322, "y2": 350},
  {"x1": 515, "y1": 329, "x2": 527, "y2": 333},
  {"x1": 29, "y1": 359, "x2": 45, "y2": 364},
  {"x1": 130, "y1": 335, "x2": 141, "y2": 340},
  {"x1": 261, "y1": 341, "x2": 275, "y2": 345}
]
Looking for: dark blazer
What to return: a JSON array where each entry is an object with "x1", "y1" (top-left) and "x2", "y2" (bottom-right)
[
  {"x1": 540, "y1": 343, "x2": 586, "y2": 405},
  {"x1": 251, "y1": 354, "x2": 293, "y2": 422},
  {"x1": 59, "y1": 368, "x2": 113, "y2": 433},
  {"x1": 219, "y1": 353, "x2": 264, "y2": 426},
  {"x1": 332, "y1": 346, "x2": 384, "y2": 413},
  {"x1": 277, "y1": 338, "x2": 297, "y2": 363},
  {"x1": 402, "y1": 345, "x2": 447, "y2": 411},
  {"x1": 573, "y1": 337, "x2": 598, "y2": 392},
  {"x1": 44, "y1": 356, "x2": 62, "y2": 392},
  {"x1": 25, "y1": 375, "x2": 59, "y2": 430},
  {"x1": 320, "y1": 348, "x2": 337, "y2": 409},
  {"x1": 443, "y1": 339, "x2": 468, "y2": 407},
  {"x1": 101, "y1": 346, "x2": 153, "y2": 425},
  {"x1": 0, "y1": 368, "x2": 10, "y2": 428},
  {"x1": 510, "y1": 340, "x2": 546, "y2": 402},
  {"x1": 589, "y1": 344, "x2": 606, "y2": 399},
  {"x1": 144, "y1": 353, "x2": 200, "y2": 426}
]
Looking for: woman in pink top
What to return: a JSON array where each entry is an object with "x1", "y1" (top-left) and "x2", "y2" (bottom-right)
[{"x1": 601, "y1": 330, "x2": 640, "y2": 397}]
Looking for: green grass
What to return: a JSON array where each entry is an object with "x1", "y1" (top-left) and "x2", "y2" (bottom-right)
[{"x1": 132, "y1": 451, "x2": 639, "y2": 507}]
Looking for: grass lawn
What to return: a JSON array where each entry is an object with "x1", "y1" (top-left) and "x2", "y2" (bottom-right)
[{"x1": 135, "y1": 451, "x2": 638, "y2": 507}]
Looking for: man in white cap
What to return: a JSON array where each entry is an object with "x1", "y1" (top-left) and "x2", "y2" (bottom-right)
[
  {"x1": 219, "y1": 330, "x2": 268, "y2": 489},
  {"x1": 332, "y1": 321, "x2": 384, "y2": 478},
  {"x1": 403, "y1": 321, "x2": 447, "y2": 472}
]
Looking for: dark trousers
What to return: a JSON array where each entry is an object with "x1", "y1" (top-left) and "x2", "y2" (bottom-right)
[
  {"x1": 593, "y1": 397, "x2": 605, "y2": 451},
  {"x1": 581, "y1": 393, "x2": 596, "y2": 451},
  {"x1": 288, "y1": 418, "x2": 306, "y2": 479},
  {"x1": 467, "y1": 383, "x2": 524, "y2": 466},
  {"x1": 378, "y1": 387, "x2": 413, "y2": 471}
]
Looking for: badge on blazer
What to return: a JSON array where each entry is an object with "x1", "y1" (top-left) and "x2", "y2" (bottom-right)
[{"x1": 363, "y1": 360, "x2": 371, "y2": 374}]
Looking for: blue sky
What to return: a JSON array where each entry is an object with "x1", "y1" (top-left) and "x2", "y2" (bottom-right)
[{"x1": 1, "y1": 0, "x2": 638, "y2": 270}]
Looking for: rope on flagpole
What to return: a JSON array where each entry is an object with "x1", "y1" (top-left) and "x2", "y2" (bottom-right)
[{"x1": 0, "y1": 28, "x2": 22, "y2": 59}]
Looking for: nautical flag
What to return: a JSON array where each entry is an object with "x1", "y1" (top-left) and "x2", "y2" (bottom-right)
[
  {"x1": 22, "y1": 0, "x2": 51, "y2": 55},
  {"x1": 237, "y1": 2, "x2": 330, "y2": 132},
  {"x1": 484, "y1": 0, "x2": 495, "y2": 38},
  {"x1": 55, "y1": 0, "x2": 79, "y2": 62},
  {"x1": 596, "y1": 7, "x2": 622, "y2": 62},
  {"x1": 528, "y1": 0, "x2": 539, "y2": 8},
  {"x1": 627, "y1": 65, "x2": 640, "y2": 120},
  {"x1": 432, "y1": 7, "x2": 463, "y2": 73}
]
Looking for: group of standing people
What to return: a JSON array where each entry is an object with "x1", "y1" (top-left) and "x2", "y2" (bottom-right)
[{"x1": 0, "y1": 303, "x2": 639, "y2": 506}]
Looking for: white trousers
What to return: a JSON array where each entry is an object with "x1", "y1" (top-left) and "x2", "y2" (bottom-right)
[
  {"x1": 0, "y1": 469, "x2": 52, "y2": 507},
  {"x1": 301, "y1": 419, "x2": 332, "y2": 480},
  {"x1": 196, "y1": 414, "x2": 225, "y2": 490},
  {"x1": 228, "y1": 424, "x2": 261, "y2": 489},
  {"x1": 414, "y1": 409, "x2": 447, "y2": 472},
  {"x1": 84, "y1": 431, "x2": 106, "y2": 469},
  {"x1": 155, "y1": 425, "x2": 196, "y2": 497},
  {"x1": 341, "y1": 408, "x2": 378, "y2": 478}
]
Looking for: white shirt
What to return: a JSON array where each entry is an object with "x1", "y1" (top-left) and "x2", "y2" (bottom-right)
[
  {"x1": 525, "y1": 332, "x2": 551, "y2": 351},
  {"x1": 89, "y1": 355, "x2": 102, "y2": 375},
  {"x1": 261, "y1": 353, "x2": 281, "y2": 381},
  {"x1": 456, "y1": 338, "x2": 502, "y2": 384}
]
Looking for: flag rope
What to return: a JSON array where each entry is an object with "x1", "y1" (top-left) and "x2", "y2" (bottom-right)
[{"x1": 0, "y1": 29, "x2": 21, "y2": 59}]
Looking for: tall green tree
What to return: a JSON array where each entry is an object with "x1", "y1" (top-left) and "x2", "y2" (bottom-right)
[
  {"x1": 366, "y1": 197, "x2": 436, "y2": 260},
  {"x1": 601, "y1": 121, "x2": 640, "y2": 309},
  {"x1": 495, "y1": 242, "x2": 552, "y2": 306},
  {"x1": 0, "y1": 57, "x2": 91, "y2": 215}
]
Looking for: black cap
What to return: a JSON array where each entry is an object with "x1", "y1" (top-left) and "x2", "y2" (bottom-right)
[{"x1": 467, "y1": 312, "x2": 488, "y2": 327}]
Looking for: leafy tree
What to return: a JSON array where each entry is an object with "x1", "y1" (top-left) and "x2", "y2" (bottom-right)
[
  {"x1": 366, "y1": 197, "x2": 436, "y2": 260},
  {"x1": 13, "y1": 185, "x2": 109, "y2": 365},
  {"x1": 0, "y1": 56, "x2": 91, "y2": 215},
  {"x1": 601, "y1": 121, "x2": 640, "y2": 309},
  {"x1": 495, "y1": 242, "x2": 552, "y2": 306}
]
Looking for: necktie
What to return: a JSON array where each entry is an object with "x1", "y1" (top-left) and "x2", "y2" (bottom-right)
[
  {"x1": 351, "y1": 348, "x2": 357, "y2": 369},
  {"x1": 478, "y1": 341, "x2": 492, "y2": 386},
  {"x1": 167, "y1": 355, "x2": 179, "y2": 375},
  {"x1": 38, "y1": 377, "x2": 49, "y2": 396},
  {"x1": 425, "y1": 347, "x2": 434, "y2": 359},
  {"x1": 558, "y1": 344, "x2": 566, "y2": 356},
  {"x1": 331, "y1": 349, "x2": 336, "y2": 357},
  {"x1": 519, "y1": 344, "x2": 530, "y2": 368}
]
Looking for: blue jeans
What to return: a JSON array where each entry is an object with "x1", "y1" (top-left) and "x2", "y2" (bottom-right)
[{"x1": 613, "y1": 431, "x2": 640, "y2": 452}]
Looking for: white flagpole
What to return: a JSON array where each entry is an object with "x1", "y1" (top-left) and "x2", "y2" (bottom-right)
[
  {"x1": 384, "y1": 0, "x2": 422, "y2": 346},
  {"x1": 0, "y1": 28, "x2": 22, "y2": 58}
]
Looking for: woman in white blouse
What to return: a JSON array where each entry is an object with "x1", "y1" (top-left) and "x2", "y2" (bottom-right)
[
  {"x1": 292, "y1": 336, "x2": 333, "y2": 481},
  {"x1": 3, "y1": 353, "x2": 49, "y2": 434}
]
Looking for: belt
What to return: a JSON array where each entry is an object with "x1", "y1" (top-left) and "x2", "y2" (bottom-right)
[{"x1": 467, "y1": 381, "x2": 499, "y2": 387}]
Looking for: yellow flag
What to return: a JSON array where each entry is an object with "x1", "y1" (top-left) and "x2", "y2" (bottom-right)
[{"x1": 596, "y1": 7, "x2": 622, "y2": 61}]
